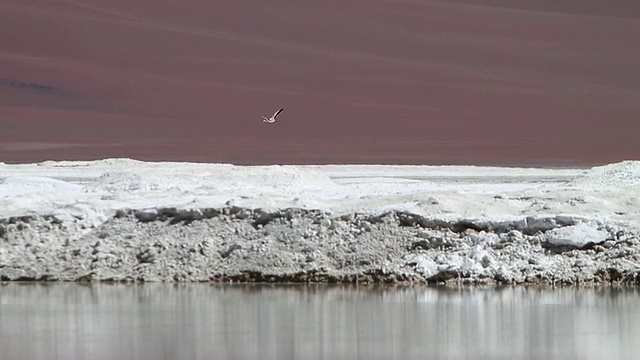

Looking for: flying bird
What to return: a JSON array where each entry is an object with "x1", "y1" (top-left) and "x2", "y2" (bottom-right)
[{"x1": 262, "y1": 108, "x2": 283, "y2": 123}]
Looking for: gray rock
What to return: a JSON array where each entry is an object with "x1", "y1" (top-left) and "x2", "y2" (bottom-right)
[{"x1": 134, "y1": 209, "x2": 158, "y2": 222}]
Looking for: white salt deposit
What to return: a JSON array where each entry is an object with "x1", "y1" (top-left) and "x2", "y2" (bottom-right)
[
  {"x1": 1, "y1": 159, "x2": 639, "y2": 284},
  {"x1": 573, "y1": 161, "x2": 640, "y2": 187},
  {"x1": 0, "y1": 159, "x2": 638, "y2": 229},
  {"x1": 546, "y1": 223, "x2": 610, "y2": 247}
]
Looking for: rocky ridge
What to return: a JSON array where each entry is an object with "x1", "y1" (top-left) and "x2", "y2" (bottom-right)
[{"x1": 2, "y1": 207, "x2": 639, "y2": 285}]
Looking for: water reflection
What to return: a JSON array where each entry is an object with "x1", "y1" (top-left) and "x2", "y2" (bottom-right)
[{"x1": 1, "y1": 284, "x2": 638, "y2": 360}]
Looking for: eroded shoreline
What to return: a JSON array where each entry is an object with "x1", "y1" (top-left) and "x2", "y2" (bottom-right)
[{"x1": 2, "y1": 207, "x2": 639, "y2": 285}]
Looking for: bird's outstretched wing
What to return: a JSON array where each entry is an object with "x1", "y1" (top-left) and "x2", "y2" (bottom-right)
[{"x1": 273, "y1": 108, "x2": 284, "y2": 119}]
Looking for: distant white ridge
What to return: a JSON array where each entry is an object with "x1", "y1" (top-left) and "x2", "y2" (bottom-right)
[{"x1": 0, "y1": 160, "x2": 638, "y2": 230}]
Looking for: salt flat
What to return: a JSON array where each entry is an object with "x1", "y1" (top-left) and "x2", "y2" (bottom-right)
[
  {"x1": 1, "y1": 159, "x2": 638, "y2": 227},
  {"x1": 1, "y1": 159, "x2": 639, "y2": 284}
]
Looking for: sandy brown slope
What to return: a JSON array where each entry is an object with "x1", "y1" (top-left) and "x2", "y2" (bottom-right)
[{"x1": 1, "y1": 0, "x2": 639, "y2": 165}]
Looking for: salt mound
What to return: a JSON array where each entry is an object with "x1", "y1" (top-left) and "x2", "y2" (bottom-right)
[
  {"x1": 232, "y1": 166, "x2": 336, "y2": 190},
  {"x1": 93, "y1": 165, "x2": 336, "y2": 194},
  {"x1": 37, "y1": 158, "x2": 145, "y2": 168},
  {"x1": 96, "y1": 172, "x2": 161, "y2": 192},
  {"x1": 1, "y1": 176, "x2": 82, "y2": 194},
  {"x1": 573, "y1": 161, "x2": 640, "y2": 187},
  {"x1": 546, "y1": 223, "x2": 609, "y2": 247},
  {"x1": 199, "y1": 165, "x2": 337, "y2": 196}
]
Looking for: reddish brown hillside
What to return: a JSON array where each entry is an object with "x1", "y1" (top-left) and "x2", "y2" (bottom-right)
[{"x1": 1, "y1": 0, "x2": 639, "y2": 164}]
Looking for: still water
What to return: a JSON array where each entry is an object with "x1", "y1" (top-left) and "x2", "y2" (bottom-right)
[{"x1": 0, "y1": 284, "x2": 638, "y2": 360}]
